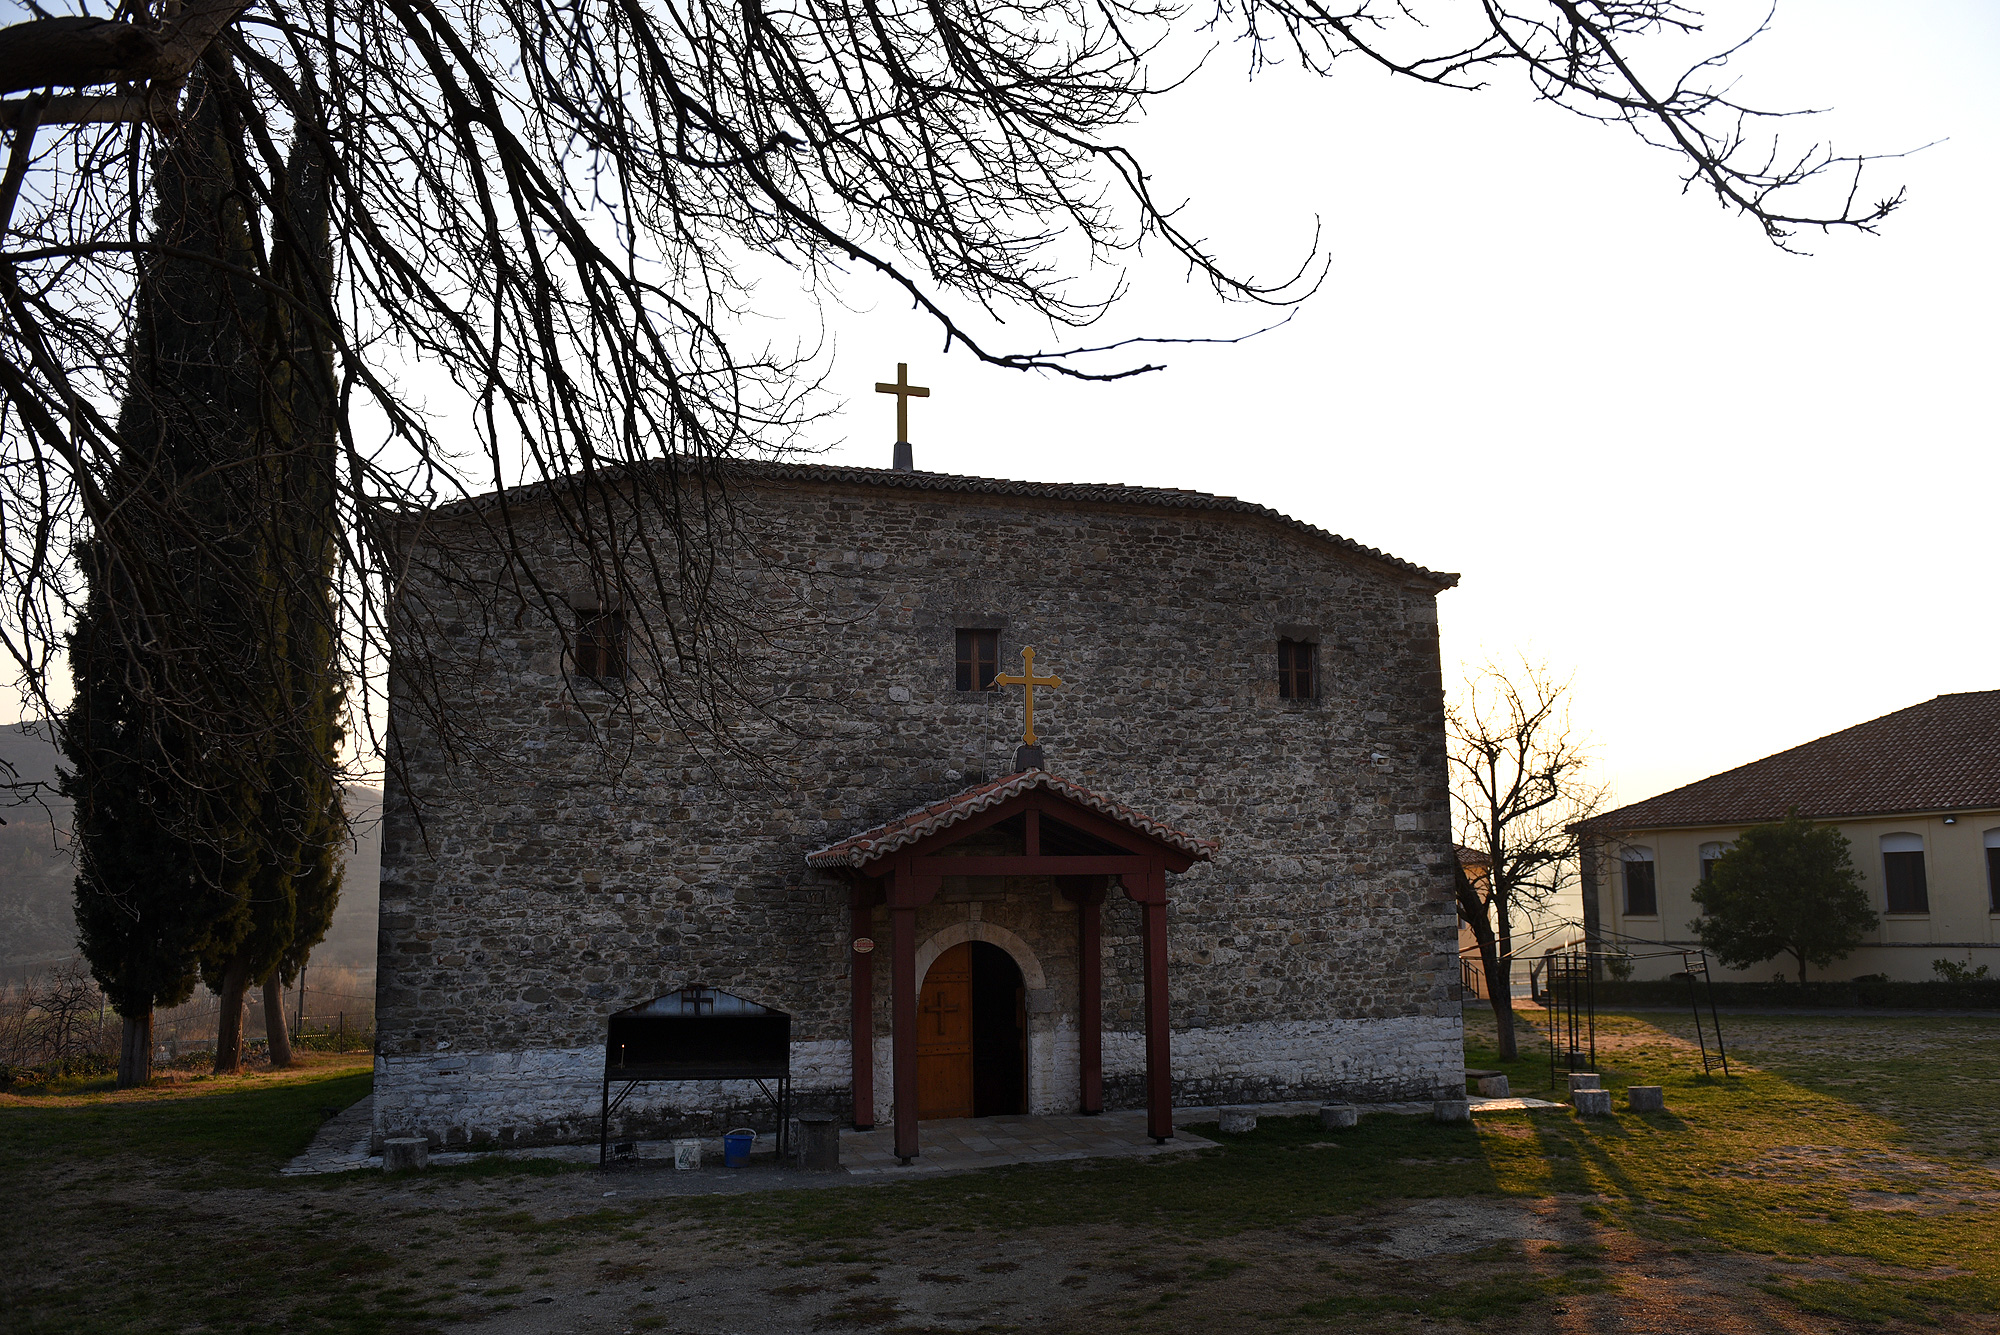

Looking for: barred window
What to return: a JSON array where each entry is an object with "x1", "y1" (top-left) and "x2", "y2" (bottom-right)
[
  {"x1": 1881, "y1": 833, "x2": 1929, "y2": 914},
  {"x1": 574, "y1": 610, "x2": 625, "y2": 681},
  {"x1": 1277, "y1": 638, "x2": 1316, "y2": 700},
  {"x1": 1987, "y1": 830, "x2": 2000, "y2": 914},
  {"x1": 1622, "y1": 847, "x2": 1657, "y2": 917},
  {"x1": 1700, "y1": 841, "x2": 1726, "y2": 883},
  {"x1": 955, "y1": 629, "x2": 998, "y2": 692}
]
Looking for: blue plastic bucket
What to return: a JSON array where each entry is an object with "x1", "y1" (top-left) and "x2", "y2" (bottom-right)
[{"x1": 723, "y1": 1127, "x2": 756, "y2": 1168}]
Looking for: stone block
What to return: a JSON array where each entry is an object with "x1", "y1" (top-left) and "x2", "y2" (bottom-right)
[
  {"x1": 1217, "y1": 1106, "x2": 1257, "y2": 1134},
  {"x1": 1573, "y1": 1088, "x2": 1612, "y2": 1117},
  {"x1": 1319, "y1": 1103, "x2": 1358, "y2": 1130},
  {"x1": 1626, "y1": 1085, "x2": 1664, "y2": 1112},
  {"x1": 794, "y1": 1115, "x2": 841, "y2": 1172},
  {"x1": 1432, "y1": 1098, "x2": 1471, "y2": 1123},
  {"x1": 1476, "y1": 1075, "x2": 1509, "y2": 1098},
  {"x1": 382, "y1": 1137, "x2": 428, "y2": 1172},
  {"x1": 1567, "y1": 1072, "x2": 1602, "y2": 1093}
]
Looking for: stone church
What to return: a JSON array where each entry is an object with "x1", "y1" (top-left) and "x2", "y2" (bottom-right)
[{"x1": 373, "y1": 440, "x2": 1465, "y2": 1157}]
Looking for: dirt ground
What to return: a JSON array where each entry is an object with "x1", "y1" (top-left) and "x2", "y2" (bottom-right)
[
  {"x1": 289, "y1": 1165, "x2": 1982, "y2": 1335},
  {"x1": 13, "y1": 1013, "x2": 2000, "y2": 1334}
]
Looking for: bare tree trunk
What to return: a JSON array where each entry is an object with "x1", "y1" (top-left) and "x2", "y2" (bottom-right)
[
  {"x1": 1485, "y1": 961, "x2": 1518, "y2": 1061},
  {"x1": 212, "y1": 955, "x2": 252, "y2": 1074},
  {"x1": 1455, "y1": 865, "x2": 1517, "y2": 1061},
  {"x1": 1493, "y1": 888, "x2": 1518, "y2": 1060},
  {"x1": 262, "y1": 977, "x2": 292, "y2": 1068},
  {"x1": 116, "y1": 1010, "x2": 152, "y2": 1088}
]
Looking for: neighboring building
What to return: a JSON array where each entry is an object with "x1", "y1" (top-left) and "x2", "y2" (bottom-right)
[
  {"x1": 1578, "y1": 692, "x2": 2000, "y2": 982},
  {"x1": 373, "y1": 460, "x2": 1466, "y2": 1155}
]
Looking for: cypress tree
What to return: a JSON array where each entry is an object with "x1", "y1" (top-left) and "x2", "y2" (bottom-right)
[
  {"x1": 60, "y1": 64, "x2": 346, "y2": 1084},
  {"x1": 61, "y1": 66, "x2": 263, "y2": 1086},
  {"x1": 196, "y1": 118, "x2": 345, "y2": 1075}
]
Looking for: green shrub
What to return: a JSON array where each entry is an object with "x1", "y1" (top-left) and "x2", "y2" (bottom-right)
[{"x1": 1593, "y1": 979, "x2": 2000, "y2": 1010}]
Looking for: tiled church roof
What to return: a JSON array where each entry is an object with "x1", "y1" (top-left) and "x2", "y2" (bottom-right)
[
  {"x1": 424, "y1": 459, "x2": 1458, "y2": 589},
  {"x1": 804, "y1": 768, "x2": 1221, "y2": 870},
  {"x1": 745, "y1": 463, "x2": 1457, "y2": 588},
  {"x1": 1582, "y1": 691, "x2": 2000, "y2": 832}
]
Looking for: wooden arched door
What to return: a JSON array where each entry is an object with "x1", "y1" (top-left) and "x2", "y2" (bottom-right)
[
  {"x1": 917, "y1": 941, "x2": 1027, "y2": 1120},
  {"x1": 917, "y1": 943, "x2": 974, "y2": 1119}
]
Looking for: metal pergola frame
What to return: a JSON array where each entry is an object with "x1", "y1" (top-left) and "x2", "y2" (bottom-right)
[{"x1": 1542, "y1": 943, "x2": 1730, "y2": 1088}]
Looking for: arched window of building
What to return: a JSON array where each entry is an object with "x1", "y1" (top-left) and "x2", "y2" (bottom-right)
[
  {"x1": 1880, "y1": 833, "x2": 1929, "y2": 915},
  {"x1": 1985, "y1": 829, "x2": 2000, "y2": 914},
  {"x1": 1699, "y1": 841, "x2": 1727, "y2": 883},
  {"x1": 1621, "y1": 846, "x2": 1657, "y2": 917}
]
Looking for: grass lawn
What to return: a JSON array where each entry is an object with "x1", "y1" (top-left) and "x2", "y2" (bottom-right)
[{"x1": 4, "y1": 1011, "x2": 1999, "y2": 1333}]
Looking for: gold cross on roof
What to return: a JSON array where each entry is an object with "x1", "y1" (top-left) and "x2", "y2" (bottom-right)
[
  {"x1": 993, "y1": 645, "x2": 1063, "y2": 746},
  {"x1": 874, "y1": 362, "x2": 929, "y2": 443}
]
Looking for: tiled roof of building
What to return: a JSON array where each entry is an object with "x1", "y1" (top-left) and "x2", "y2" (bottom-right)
[
  {"x1": 804, "y1": 768, "x2": 1221, "y2": 870},
  {"x1": 1583, "y1": 691, "x2": 2000, "y2": 832},
  {"x1": 426, "y1": 459, "x2": 1458, "y2": 589},
  {"x1": 1455, "y1": 844, "x2": 1491, "y2": 869}
]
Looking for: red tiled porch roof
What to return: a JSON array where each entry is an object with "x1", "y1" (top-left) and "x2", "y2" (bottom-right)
[{"x1": 804, "y1": 769, "x2": 1221, "y2": 871}]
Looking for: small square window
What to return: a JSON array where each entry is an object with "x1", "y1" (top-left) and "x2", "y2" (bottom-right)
[
  {"x1": 955, "y1": 629, "x2": 998, "y2": 691},
  {"x1": 1277, "y1": 638, "x2": 1316, "y2": 701},
  {"x1": 574, "y1": 610, "x2": 625, "y2": 681}
]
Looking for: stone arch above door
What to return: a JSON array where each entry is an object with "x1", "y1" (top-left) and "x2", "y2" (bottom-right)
[{"x1": 916, "y1": 920, "x2": 1047, "y2": 990}]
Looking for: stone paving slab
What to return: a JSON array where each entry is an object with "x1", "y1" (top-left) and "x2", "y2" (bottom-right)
[
  {"x1": 282, "y1": 1093, "x2": 377, "y2": 1175},
  {"x1": 281, "y1": 1092, "x2": 1558, "y2": 1181}
]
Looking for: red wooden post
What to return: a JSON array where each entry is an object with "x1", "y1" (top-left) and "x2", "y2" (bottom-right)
[
  {"x1": 849, "y1": 881, "x2": 875, "y2": 1131},
  {"x1": 1078, "y1": 887, "x2": 1103, "y2": 1114},
  {"x1": 1138, "y1": 864, "x2": 1173, "y2": 1142},
  {"x1": 891, "y1": 897, "x2": 920, "y2": 1163}
]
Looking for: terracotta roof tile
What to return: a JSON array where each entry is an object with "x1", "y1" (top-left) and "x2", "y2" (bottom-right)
[
  {"x1": 1584, "y1": 691, "x2": 2000, "y2": 832},
  {"x1": 804, "y1": 769, "x2": 1221, "y2": 870}
]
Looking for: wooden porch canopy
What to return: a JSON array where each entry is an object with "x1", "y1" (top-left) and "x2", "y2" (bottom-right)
[{"x1": 806, "y1": 769, "x2": 1219, "y2": 1163}]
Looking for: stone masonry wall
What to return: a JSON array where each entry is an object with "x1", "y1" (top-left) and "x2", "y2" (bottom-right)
[{"x1": 375, "y1": 468, "x2": 1463, "y2": 1147}]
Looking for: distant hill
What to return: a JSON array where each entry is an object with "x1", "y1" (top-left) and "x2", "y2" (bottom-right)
[{"x1": 0, "y1": 721, "x2": 382, "y2": 977}]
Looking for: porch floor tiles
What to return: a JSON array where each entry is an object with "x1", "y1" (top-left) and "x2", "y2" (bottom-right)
[{"x1": 841, "y1": 1109, "x2": 1214, "y2": 1175}]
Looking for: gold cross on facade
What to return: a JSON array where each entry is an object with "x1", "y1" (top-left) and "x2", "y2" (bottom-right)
[
  {"x1": 993, "y1": 645, "x2": 1063, "y2": 746},
  {"x1": 874, "y1": 362, "x2": 930, "y2": 443}
]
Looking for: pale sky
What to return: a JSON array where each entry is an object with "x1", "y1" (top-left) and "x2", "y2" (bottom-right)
[
  {"x1": 12, "y1": 2, "x2": 1995, "y2": 824},
  {"x1": 791, "y1": 0, "x2": 2000, "y2": 816}
]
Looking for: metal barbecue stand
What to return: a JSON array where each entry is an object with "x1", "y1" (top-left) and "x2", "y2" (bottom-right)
[{"x1": 600, "y1": 987, "x2": 792, "y2": 1168}]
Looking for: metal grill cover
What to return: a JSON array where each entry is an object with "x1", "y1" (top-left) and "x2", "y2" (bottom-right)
[{"x1": 605, "y1": 987, "x2": 791, "y2": 1079}]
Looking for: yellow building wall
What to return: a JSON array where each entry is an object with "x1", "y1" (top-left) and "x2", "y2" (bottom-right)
[{"x1": 1587, "y1": 810, "x2": 2000, "y2": 982}]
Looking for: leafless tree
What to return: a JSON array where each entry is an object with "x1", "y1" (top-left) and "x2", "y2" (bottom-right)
[
  {"x1": 0, "y1": 1, "x2": 1909, "y2": 802},
  {"x1": 1448, "y1": 657, "x2": 1606, "y2": 1061},
  {"x1": 0, "y1": 959, "x2": 109, "y2": 1070}
]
